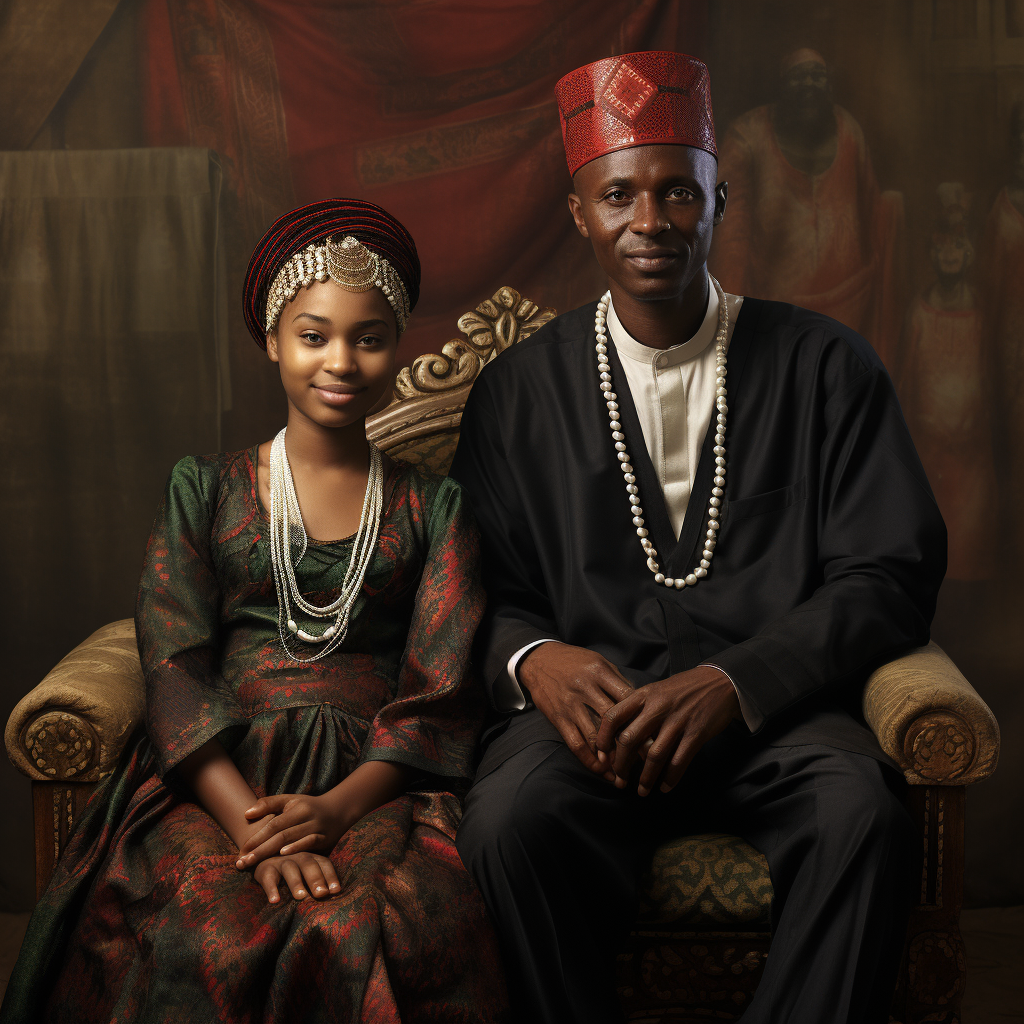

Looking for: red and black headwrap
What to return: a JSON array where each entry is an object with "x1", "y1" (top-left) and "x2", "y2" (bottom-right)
[{"x1": 243, "y1": 198, "x2": 420, "y2": 348}]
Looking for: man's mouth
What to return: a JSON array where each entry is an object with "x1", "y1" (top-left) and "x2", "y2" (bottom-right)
[{"x1": 624, "y1": 248, "x2": 681, "y2": 272}]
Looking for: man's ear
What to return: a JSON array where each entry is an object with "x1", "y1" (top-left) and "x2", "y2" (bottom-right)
[
  {"x1": 713, "y1": 180, "x2": 728, "y2": 226},
  {"x1": 567, "y1": 192, "x2": 590, "y2": 239},
  {"x1": 266, "y1": 330, "x2": 279, "y2": 362}
]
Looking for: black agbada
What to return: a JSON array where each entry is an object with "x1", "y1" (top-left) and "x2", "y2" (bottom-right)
[{"x1": 450, "y1": 297, "x2": 946, "y2": 760}]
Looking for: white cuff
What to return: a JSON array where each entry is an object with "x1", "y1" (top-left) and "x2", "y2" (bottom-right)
[
  {"x1": 703, "y1": 662, "x2": 756, "y2": 732},
  {"x1": 493, "y1": 639, "x2": 560, "y2": 712}
]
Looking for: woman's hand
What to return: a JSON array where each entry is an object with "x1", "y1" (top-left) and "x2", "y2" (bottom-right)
[
  {"x1": 252, "y1": 852, "x2": 341, "y2": 904},
  {"x1": 235, "y1": 793, "x2": 349, "y2": 869}
]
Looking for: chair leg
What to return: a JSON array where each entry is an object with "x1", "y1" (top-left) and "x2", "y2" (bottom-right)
[{"x1": 892, "y1": 785, "x2": 967, "y2": 1024}]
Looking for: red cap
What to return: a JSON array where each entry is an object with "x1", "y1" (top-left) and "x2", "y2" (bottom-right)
[{"x1": 555, "y1": 51, "x2": 717, "y2": 177}]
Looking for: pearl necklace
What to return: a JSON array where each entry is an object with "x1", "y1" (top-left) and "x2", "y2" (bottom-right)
[
  {"x1": 268, "y1": 427, "x2": 384, "y2": 662},
  {"x1": 595, "y1": 278, "x2": 729, "y2": 589}
]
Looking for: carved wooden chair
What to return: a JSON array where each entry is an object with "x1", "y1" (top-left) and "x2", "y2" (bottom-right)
[{"x1": 5, "y1": 286, "x2": 1001, "y2": 1024}]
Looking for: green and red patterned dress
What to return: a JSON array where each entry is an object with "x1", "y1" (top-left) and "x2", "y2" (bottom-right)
[{"x1": 2, "y1": 449, "x2": 508, "y2": 1024}]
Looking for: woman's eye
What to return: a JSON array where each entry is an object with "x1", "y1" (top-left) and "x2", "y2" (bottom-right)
[
  {"x1": 301, "y1": 332, "x2": 325, "y2": 345},
  {"x1": 357, "y1": 335, "x2": 384, "y2": 347}
]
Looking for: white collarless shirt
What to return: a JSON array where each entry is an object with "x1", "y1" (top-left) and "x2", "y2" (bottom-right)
[
  {"x1": 496, "y1": 287, "x2": 746, "y2": 713},
  {"x1": 608, "y1": 287, "x2": 743, "y2": 538}
]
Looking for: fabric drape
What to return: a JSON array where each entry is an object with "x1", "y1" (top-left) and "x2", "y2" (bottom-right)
[
  {"x1": 141, "y1": 0, "x2": 708, "y2": 365},
  {"x1": 0, "y1": 147, "x2": 230, "y2": 738}
]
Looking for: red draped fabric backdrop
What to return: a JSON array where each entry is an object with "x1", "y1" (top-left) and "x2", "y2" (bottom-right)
[{"x1": 140, "y1": 0, "x2": 708, "y2": 442}]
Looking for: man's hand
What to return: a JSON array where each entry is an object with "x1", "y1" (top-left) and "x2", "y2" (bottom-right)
[
  {"x1": 519, "y1": 642, "x2": 635, "y2": 774},
  {"x1": 235, "y1": 793, "x2": 350, "y2": 870},
  {"x1": 596, "y1": 666, "x2": 741, "y2": 796}
]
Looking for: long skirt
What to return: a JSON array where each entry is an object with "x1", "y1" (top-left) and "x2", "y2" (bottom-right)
[{"x1": 1, "y1": 730, "x2": 508, "y2": 1024}]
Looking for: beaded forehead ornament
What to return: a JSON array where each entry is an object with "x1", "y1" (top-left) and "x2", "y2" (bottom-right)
[{"x1": 264, "y1": 235, "x2": 411, "y2": 335}]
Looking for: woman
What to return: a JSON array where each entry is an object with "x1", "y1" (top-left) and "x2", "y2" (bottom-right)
[{"x1": 2, "y1": 199, "x2": 508, "y2": 1023}]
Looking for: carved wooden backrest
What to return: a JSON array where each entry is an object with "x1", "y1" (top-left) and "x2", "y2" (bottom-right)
[{"x1": 366, "y1": 286, "x2": 556, "y2": 474}]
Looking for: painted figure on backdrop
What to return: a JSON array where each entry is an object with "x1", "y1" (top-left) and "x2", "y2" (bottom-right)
[
  {"x1": 898, "y1": 183, "x2": 997, "y2": 582},
  {"x1": 1, "y1": 200, "x2": 508, "y2": 1024},
  {"x1": 451, "y1": 50, "x2": 943, "y2": 1024},
  {"x1": 709, "y1": 48, "x2": 904, "y2": 369},
  {"x1": 980, "y1": 103, "x2": 1024, "y2": 569}
]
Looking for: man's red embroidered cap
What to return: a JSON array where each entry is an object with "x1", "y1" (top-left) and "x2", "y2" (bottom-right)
[{"x1": 554, "y1": 51, "x2": 717, "y2": 177}]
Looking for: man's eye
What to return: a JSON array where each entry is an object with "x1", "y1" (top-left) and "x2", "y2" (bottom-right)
[
  {"x1": 605, "y1": 190, "x2": 629, "y2": 202},
  {"x1": 669, "y1": 188, "x2": 694, "y2": 200}
]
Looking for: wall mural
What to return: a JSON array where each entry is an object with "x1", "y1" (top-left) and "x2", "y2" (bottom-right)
[
  {"x1": 710, "y1": 48, "x2": 904, "y2": 368},
  {"x1": 707, "y1": 0, "x2": 1023, "y2": 908}
]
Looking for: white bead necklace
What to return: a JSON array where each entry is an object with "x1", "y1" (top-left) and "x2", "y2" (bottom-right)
[
  {"x1": 268, "y1": 426, "x2": 384, "y2": 662},
  {"x1": 595, "y1": 277, "x2": 730, "y2": 589}
]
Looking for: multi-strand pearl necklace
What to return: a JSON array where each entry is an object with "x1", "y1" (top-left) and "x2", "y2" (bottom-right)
[
  {"x1": 595, "y1": 277, "x2": 729, "y2": 589},
  {"x1": 268, "y1": 427, "x2": 384, "y2": 662}
]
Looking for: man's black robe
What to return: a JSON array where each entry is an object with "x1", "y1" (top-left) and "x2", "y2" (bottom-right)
[{"x1": 449, "y1": 297, "x2": 946, "y2": 764}]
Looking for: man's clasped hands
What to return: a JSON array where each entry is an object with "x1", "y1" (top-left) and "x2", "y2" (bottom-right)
[{"x1": 231, "y1": 642, "x2": 740, "y2": 902}]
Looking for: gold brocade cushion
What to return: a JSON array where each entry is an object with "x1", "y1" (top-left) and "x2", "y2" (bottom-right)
[
  {"x1": 388, "y1": 432, "x2": 460, "y2": 475},
  {"x1": 636, "y1": 833, "x2": 773, "y2": 931}
]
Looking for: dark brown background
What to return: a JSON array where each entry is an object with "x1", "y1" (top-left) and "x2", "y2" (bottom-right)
[{"x1": 0, "y1": 0, "x2": 1019, "y2": 912}]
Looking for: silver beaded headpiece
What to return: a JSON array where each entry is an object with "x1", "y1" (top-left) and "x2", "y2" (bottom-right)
[{"x1": 264, "y1": 235, "x2": 411, "y2": 335}]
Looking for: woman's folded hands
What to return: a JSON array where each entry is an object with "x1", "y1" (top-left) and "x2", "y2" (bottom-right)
[{"x1": 234, "y1": 760, "x2": 413, "y2": 901}]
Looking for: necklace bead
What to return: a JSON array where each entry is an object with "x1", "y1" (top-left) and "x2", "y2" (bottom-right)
[
  {"x1": 595, "y1": 278, "x2": 730, "y2": 589},
  {"x1": 269, "y1": 427, "x2": 384, "y2": 662}
]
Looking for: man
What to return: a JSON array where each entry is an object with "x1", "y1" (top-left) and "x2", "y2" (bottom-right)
[
  {"x1": 450, "y1": 51, "x2": 944, "y2": 1024},
  {"x1": 709, "y1": 49, "x2": 904, "y2": 370}
]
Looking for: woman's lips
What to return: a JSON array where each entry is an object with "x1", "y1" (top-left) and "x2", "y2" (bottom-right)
[{"x1": 313, "y1": 385, "x2": 364, "y2": 406}]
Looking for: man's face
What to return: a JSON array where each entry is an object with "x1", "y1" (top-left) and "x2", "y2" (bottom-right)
[
  {"x1": 567, "y1": 144, "x2": 726, "y2": 302},
  {"x1": 778, "y1": 60, "x2": 831, "y2": 125}
]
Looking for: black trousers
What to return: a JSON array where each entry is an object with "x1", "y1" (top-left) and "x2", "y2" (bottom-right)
[{"x1": 456, "y1": 718, "x2": 916, "y2": 1024}]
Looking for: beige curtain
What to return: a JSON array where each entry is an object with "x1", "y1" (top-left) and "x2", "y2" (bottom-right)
[{"x1": 0, "y1": 148, "x2": 229, "y2": 781}]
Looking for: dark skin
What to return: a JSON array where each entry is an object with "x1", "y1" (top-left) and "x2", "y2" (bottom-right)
[
  {"x1": 176, "y1": 281, "x2": 413, "y2": 902},
  {"x1": 519, "y1": 144, "x2": 740, "y2": 798}
]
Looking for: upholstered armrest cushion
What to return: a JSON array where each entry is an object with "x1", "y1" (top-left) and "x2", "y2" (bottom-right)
[
  {"x1": 863, "y1": 641, "x2": 999, "y2": 786},
  {"x1": 5, "y1": 619, "x2": 144, "y2": 783}
]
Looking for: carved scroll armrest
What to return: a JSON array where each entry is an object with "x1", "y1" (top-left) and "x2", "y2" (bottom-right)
[
  {"x1": 5, "y1": 619, "x2": 144, "y2": 783},
  {"x1": 863, "y1": 641, "x2": 999, "y2": 786}
]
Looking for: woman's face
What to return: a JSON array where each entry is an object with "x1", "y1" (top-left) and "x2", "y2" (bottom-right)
[{"x1": 267, "y1": 280, "x2": 398, "y2": 430}]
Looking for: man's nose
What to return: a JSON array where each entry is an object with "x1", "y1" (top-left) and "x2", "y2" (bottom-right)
[{"x1": 630, "y1": 192, "x2": 670, "y2": 236}]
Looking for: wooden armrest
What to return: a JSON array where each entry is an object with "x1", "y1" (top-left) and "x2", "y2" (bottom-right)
[
  {"x1": 863, "y1": 641, "x2": 999, "y2": 785},
  {"x1": 5, "y1": 619, "x2": 144, "y2": 782}
]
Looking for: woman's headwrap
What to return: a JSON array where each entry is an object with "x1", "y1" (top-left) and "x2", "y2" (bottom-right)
[{"x1": 243, "y1": 198, "x2": 420, "y2": 347}]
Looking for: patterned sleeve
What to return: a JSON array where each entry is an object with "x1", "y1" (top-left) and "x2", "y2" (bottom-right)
[
  {"x1": 359, "y1": 476, "x2": 487, "y2": 782},
  {"x1": 136, "y1": 456, "x2": 248, "y2": 777}
]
